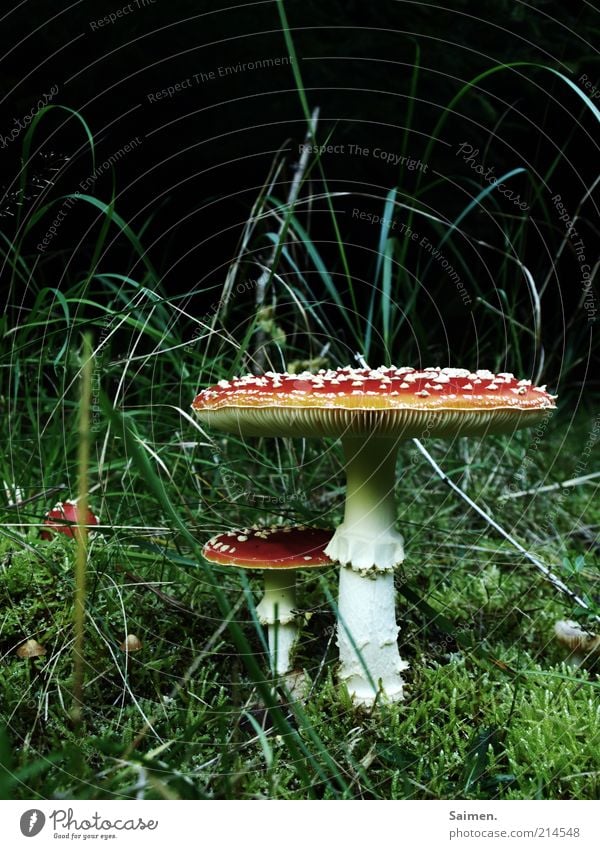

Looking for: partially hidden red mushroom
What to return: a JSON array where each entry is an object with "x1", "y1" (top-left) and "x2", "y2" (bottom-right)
[
  {"x1": 203, "y1": 526, "x2": 333, "y2": 676},
  {"x1": 193, "y1": 366, "x2": 557, "y2": 705},
  {"x1": 40, "y1": 499, "x2": 99, "y2": 540}
]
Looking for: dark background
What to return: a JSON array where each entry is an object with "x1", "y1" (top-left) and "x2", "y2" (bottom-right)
[{"x1": 1, "y1": 0, "x2": 598, "y2": 381}]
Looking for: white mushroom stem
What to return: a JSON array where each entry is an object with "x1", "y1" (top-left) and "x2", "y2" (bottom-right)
[
  {"x1": 325, "y1": 436, "x2": 408, "y2": 706},
  {"x1": 255, "y1": 569, "x2": 298, "y2": 676},
  {"x1": 326, "y1": 436, "x2": 405, "y2": 570}
]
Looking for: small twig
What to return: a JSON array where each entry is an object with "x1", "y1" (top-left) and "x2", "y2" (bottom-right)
[
  {"x1": 412, "y1": 438, "x2": 600, "y2": 624},
  {"x1": 116, "y1": 565, "x2": 200, "y2": 618},
  {"x1": 307, "y1": 621, "x2": 337, "y2": 700},
  {"x1": 220, "y1": 153, "x2": 286, "y2": 317},
  {"x1": 252, "y1": 107, "x2": 320, "y2": 373},
  {"x1": 499, "y1": 471, "x2": 600, "y2": 500}
]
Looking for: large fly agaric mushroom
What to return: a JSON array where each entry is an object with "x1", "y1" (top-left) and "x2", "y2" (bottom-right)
[
  {"x1": 40, "y1": 499, "x2": 99, "y2": 540},
  {"x1": 193, "y1": 366, "x2": 556, "y2": 705},
  {"x1": 203, "y1": 525, "x2": 333, "y2": 676}
]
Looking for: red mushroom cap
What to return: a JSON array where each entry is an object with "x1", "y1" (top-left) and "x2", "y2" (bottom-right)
[
  {"x1": 192, "y1": 366, "x2": 556, "y2": 438},
  {"x1": 203, "y1": 526, "x2": 334, "y2": 570},
  {"x1": 40, "y1": 500, "x2": 99, "y2": 540}
]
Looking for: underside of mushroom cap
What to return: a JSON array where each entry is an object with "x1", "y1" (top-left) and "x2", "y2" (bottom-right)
[
  {"x1": 554, "y1": 619, "x2": 600, "y2": 653},
  {"x1": 202, "y1": 525, "x2": 334, "y2": 569},
  {"x1": 192, "y1": 366, "x2": 556, "y2": 438}
]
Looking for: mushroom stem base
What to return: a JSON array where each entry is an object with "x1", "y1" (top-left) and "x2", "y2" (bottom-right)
[
  {"x1": 337, "y1": 565, "x2": 408, "y2": 707},
  {"x1": 267, "y1": 622, "x2": 298, "y2": 677},
  {"x1": 256, "y1": 569, "x2": 298, "y2": 676}
]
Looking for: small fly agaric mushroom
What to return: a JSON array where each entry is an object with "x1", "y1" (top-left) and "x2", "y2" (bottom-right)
[
  {"x1": 40, "y1": 499, "x2": 99, "y2": 540},
  {"x1": 193, "y1": 366, "x2": 556, "y2": 706},
  {"x1": 16, "y1": 638, "x2": 47, "y2": 659},
  {"x1": 554, "y1": 620, "x2": 600, "y2": 667},
  {"x1": 203, "y1": 526, "x2": 333, "y2": 676}
]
